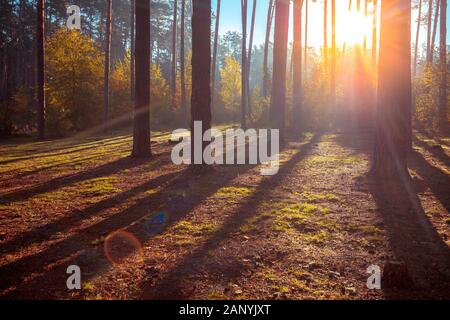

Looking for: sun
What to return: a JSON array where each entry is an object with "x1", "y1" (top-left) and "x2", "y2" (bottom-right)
[{"x1": 337, "y1": 8, "x2": 373, "y2": 46}]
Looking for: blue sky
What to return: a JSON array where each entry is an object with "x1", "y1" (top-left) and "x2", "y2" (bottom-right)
[{"x1": 215, "y1": 0, "x2": 450, "y2": 48}]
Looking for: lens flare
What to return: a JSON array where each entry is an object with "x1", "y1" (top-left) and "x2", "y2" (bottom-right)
[
  {"x1": 104, "y1": 230, "x2": 143, "y2": 266},
  {"x1": 144, "y1": 212, "x2": 168, "y2": 236}
]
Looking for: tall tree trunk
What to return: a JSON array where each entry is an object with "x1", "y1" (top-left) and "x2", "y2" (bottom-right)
[
  {"x1": 211, "y1": 0, "x2": 221, "y2": 109},
  {"x1": 241, "y1": 0, "x2": 248, "y2": 129},
  {"x1": 304, "y1": 0, "x2": 308, "y2": 78},
  {"x1": 293, "y1": 0, "x2": 304, "y2": 132},
  {"x1": 324, "y1": 0, "x2": 328, "y2": 75},
  {"x1": 439, "y1": 0, "x2": 447, "y2": 133},
  {"x1": 413, "y1": 0, "x2": 423, "y2": 77},
  {"x1": 331, "y1": 0, "x2": 336, "y2": 104},
  {"x1": 191, "y1": 0, "x2": 212, "y2": 169},
  {"x1": 426, "y1": 0, "x2": 433, "y2": 64},
  {"x1": 37, "y1": 0, "x2": 45, "y2": 139},
  {"x1": 363, "y1": 0, "x2": 368, "y2": 51},
  {"x1": 372, "y1": 0, "x2": 378, "y2": 65},
  {"x1": 172, "y1": 0, "x2": 178, "y2": 109},
  {"x1": 132, "y1": 0, "x2": 152, "y2": 157},
  {"x1": 430, "y1": 0, "x2": 441, "y2": 64},
  {"x1": 104, "y1": 0, "x2": 112, "y2": 128},
  {"x1": 371, "y1": 0, "x2": 411, "y2": 177},
  {"x1": 180, "y1": 0, "x2": 187, "y2": 125},
  {"x1": 247, "y1": 0, "x2": 257, "y2": 116},
  {"x1": 263, "y1": 0, "x2": 274, "y2": 97},
  {"x1": 131, "y1": 0, "x2": 135, "y2": 102},
  {"x1": 271, "y1": 0, "x2": 290, "y2": 144}
]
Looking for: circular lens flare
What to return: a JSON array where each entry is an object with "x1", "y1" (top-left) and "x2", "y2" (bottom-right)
[{"x1": 104, "y1": 230, "x2": 143, "y2": 266}]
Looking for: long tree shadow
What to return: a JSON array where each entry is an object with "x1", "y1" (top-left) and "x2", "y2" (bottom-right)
[
  {"x1": 139, "y1": 133, "x2": 322, "y2": 299},
  {"x1": 409, "y1": 150, "x2": 450, "y2": 213},
  {"x1": 0, "y1": 153, "x2": 167, "y2": 205},
  {"x1": 413, "y1": 136, "x2": 450, "y2": 168},
  {"x1": 0, "y1": 157, "x2": 259, "y2": 298},
  {"x1": 367, "y1": 174, "x2": 450, "y2": 299}
]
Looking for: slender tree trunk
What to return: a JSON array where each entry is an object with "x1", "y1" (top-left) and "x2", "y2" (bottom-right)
[
  {"x1": 293, "y1": 0, "x2": 304, "y2": 132},
  {"x1": 211, "y1": 0, "x2": 221, "y2": 109},
  {"x1": 430, "y1": 0, "x2": 440, "y2": 64},
  {"x1": 331, "y1": 0, "x2": 336, "y2": 104},
  {"x1": 371, "y1": 0, "x2": 411, "y2": 177},
  {"x1": 413, "y1": 0, "x2": 423, "y2": 77},
  {"x1": 304, "y1": 0, "x2": 308, "y2": 78},
  {"x1": 131, "y1": 0, "x2": 135, "y2": 102},
  {"x1": 271, "y1": 0, "x2": 290, "y2": 144},
  {"x1": 191, "y1": 0, "x2": 212, "y2": 169},
  {"x1": 241, "y1": 0, "x2": 248, "y2": 129},
  {"x1": 37, "y1": 0, "x2": 45, "y2": 139},
  {"x1": 247, "y1": 0, "x2": 257, "y2": 116},
  {"x1": 372, "y1": 0, "x2": 378, "y2": 65},
  {"x1": 132, "y1": 0, "x2": 152, "y2": 157},
  {"x1": 180, "y1": 0, "x2": 187, "y2": 125},
  {"x1": 439, "y1": 0, "x2": 447, "y2": 133},
  {"x1": 263, "y1": 0, "x2": 274, "y2": 97},
  {"x1": 324, "y1": 0, "x2": 328, "y2": 75},
  {"x1": 104, "y1": 0, "x2": 112, "y2": 128},
  {"x1": 426, "y1": 0, "x2": 433, "y2": 63},
  {"x1": 363, "y1": 0, "x2": 368, "y2": 51},
  {"x1": 172, "y1": 0, "x2": 178, "y2": 109}
]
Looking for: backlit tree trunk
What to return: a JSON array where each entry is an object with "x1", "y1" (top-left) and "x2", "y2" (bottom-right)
[
  {"x1": 172, "y1": 0, "x2": 178, "y2": 109},
  {"x1": 104, "y1": 0, "x2": 112, "y2": 127},
  {"x1": 293, "y1": 0, "x2": 304, "y2": 132},
  {"x1": 413, "y1": 0, "x2": 422, "y2": 78},
  {"x1": 426, "y1": 0, "x2": 433, "y2": 64},
  {"x1": 191, "y1": 0, "x2": 212, "y2": 168},
  {"x1": 263, "y1": 0, "x2": 274, "y2": 97},
  {"x1": 132, "y1": 0, "x2": 152, "y2": 157},
  {"x1": 131, "y1": 0, "x2": 135, "y2": 102},
  {"x1": 439, "y1": 0, "x2": 447, "y2": 133},
  {"x1": 331, "y1": 0, "x2": 336, "y2": 103},
  {"x1": 430, "y1": 0, "x2": 440, "y2": 64},
  {"x1": 211, "y1": 0, "x2": 221, "y2": 109},
  {"x1": 37, "y1": 0, "x2": 45, "y2": 139},
  {"x1": 241, "y1": 0, "x2": 248, "y2": 129},
  {"x1": 247, "y1": 0, "x2": 257, "y2": 116},
  {"x1": 372, "y1": 0, "x2": 412, "y2": 177},
  {"x1": 180, "y1": 0, "x2": 187, "y2": 125},
  {"x1": 271, "y1": 0, "x2": 290, "y2": 144}
]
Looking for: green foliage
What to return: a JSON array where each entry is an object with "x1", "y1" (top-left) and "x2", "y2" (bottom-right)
[{"x1": 45, "y1": 28, "x2": 103, "y2": 136}]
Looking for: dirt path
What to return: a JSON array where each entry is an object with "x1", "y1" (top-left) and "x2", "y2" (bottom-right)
[{"x1": 0, "y1": 131, "x2": 449, "y2": 299}]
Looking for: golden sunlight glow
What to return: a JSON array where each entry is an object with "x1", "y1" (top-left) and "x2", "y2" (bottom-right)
[{"x1": 337, "y1": 7, "x2": 373, "y2": 46}]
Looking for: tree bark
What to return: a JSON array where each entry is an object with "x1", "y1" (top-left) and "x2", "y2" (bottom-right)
[
  {"x1": 372, "y1": 0, "x2": 378, "y2": 66},
  {"x1": 131, "y1": 0, "x2": 135, "y2": 102},
  {"x1": 426, "y1": 0, "x2": 433, "y2": 64},
  {"x1": 430, "y1": 0, "x2": 441, "y2": 64},
  {"x1": 104, "y1": 0, "x2": 112, "y2": 128},
  {"x1": 241, "y1": 0, "x2": 248, "y2": 129},
  {"x1": 247, "y1": 0, "x2": 257, "y2": 116},
  {"x1": 293, "y1": 0, "x2": 304, "y2": 132},
  {"x1": 172, "y1": 0, "x2": 178, "y2": 109},
  {"x1": 439, "y1": 0, "x2": 447, "y2": 133},
  {"x1": 304, "y1": 0, "x2": 308, "y2": 78},
  {"x1": 263, "y1": 0, "x2": 274, "y2": 97},
  {"x1": 371, "y1": 0, "x2": 411, "y2": 177},
  {"x1": 413, "y1": 0, "x2": 423, "y2": 77},
  {"x1": 180, "y1": 0, "x2": 187, "y2": 125},
  {"x1": 37, "y1": 0, "x2": 45, "y2": 139},
  {"x1": 331, "y1": 0, "x2": 336, "y2": 104},
  {"x1": 191, "y1": 0, "x2": 212, "y2": 168},
  {"x1": 271, "y1": 0, "x2": 290, "y2": 144},
  {"x1": 324, "y1": 0, "x2": 328, "y2": 75},
  {"x1": 211, "y1": 0, "x2": 221, "y2": 109},
  {"x1": 132, "y1": 0, "x2": 152, "y2": 157}
]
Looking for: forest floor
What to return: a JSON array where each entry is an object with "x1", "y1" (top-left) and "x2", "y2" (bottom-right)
[{"x1": 0, "y1": 128, "x2": 449, "y2": 300}]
